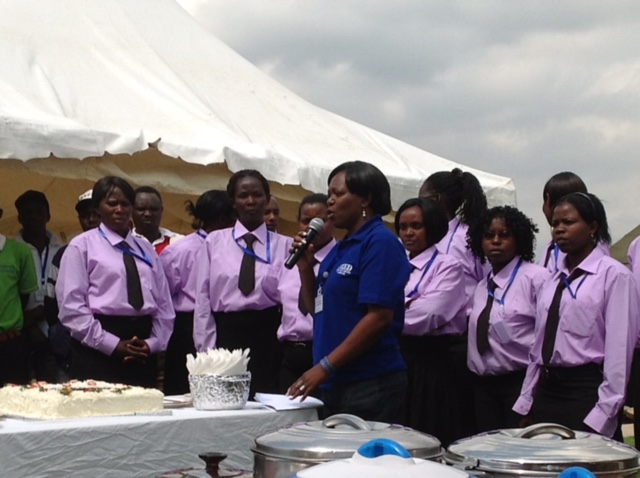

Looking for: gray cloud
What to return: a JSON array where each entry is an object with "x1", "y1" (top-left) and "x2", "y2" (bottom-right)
[{"x1": 179, "y1": 0, "x2": 640, "y2": 256}]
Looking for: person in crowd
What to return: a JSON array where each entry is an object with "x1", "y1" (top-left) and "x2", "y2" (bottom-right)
[
  {"x1": 418, "y1": 168, "x2": 488, "y2": 437},
  {"x1": 0, "y1": 200, "x2": 39, "y2": 386},
  {"x1": 264, "y1": 196, "x2": 281, "y2": 233},
  {"x1": 539, "y1": 172, "x2": 609, "y2": 272},
  {"x1": 287, "y1": 161, "x2": 410, "y2": 423},
  {"x1": 626, "y1": 235, "x2": 640, "y2": 449},
  {"x1": 467, "y1": 206, "x2": 550, "y2": 432},
  {"x1": 193, "y1": 170, "x2": 292, "y2": 398},
  {"x1": 278, "y1": 193, "x2": 336, "y2": 394},
  {"x1": 56, "y1": 176, "x2": 175, "y2": 387},
  {"x1": 395, "y1": 197, "x2": 467, "y2": 446},
  {"x1": 44, "y1": 189, "x2": 100, "y2": 380},
  {"x1": 160, "y1": 190, "x2": 235, "y2": 395},
  {"x1": 14, "y1": 190, "x2": 66, "y2": 382},
  {"x1": 132, "y1": 186, "x2": 183, "y2": 255},
  {"x1": 418, "y1": 168, "x2": 488, "y2": 305},
  {"x1": 513, "y1": 192, "x2": 639, "y2": 440}
]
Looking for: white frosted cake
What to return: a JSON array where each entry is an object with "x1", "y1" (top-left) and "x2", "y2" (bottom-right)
[{"x1": 0, "y1": 380, "x2": 164, "y2": 419}]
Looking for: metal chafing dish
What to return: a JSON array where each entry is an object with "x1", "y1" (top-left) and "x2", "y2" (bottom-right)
[{"x1": 444, "y1": 423, "x2": 640, "y2": 477}]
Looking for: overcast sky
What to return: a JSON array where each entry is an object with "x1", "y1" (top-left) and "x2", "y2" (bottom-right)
[{"x1": 177, "y1": 0, "x2": 640, "y2": 256}]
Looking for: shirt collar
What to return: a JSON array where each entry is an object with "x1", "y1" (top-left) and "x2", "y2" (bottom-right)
[
  {"x1": 491, "y1": 255, "x2": 521, "y2": 289},
  {"x1": 342, "y1": 215, "x2": 383, "y2": 244},
  {"x1": 409, "y1": 244, "x2": 438, "y2": 270},
  {"x1": 314, "y1": 238, "x2": 337, "y2": 263},
  {"x1": 556, "y1": 245, "x2": 604, "y2": 277},
  {"x1": 232, "y1": 220, "x2": 268, "y2": 245},
  {"x1": 99, "y1": 224, "x2": 136, "y2": 246}
]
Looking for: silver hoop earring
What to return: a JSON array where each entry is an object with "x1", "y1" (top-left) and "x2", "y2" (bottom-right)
[{"x1": 362, "y1": 209, "x2": 367, "y2": 218}]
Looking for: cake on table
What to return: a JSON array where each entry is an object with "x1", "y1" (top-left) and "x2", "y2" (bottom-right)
[{"x1": 0, "y1": 380, "x2": 164, "y2": 419}]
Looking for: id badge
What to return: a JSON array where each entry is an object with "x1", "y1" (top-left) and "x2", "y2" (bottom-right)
[
  {"x1": 315, "y1": 286, "x2": 324, "y2": 314},
  {"x1": 35, "y1": 288, "x2": 45, "y2": 303}
]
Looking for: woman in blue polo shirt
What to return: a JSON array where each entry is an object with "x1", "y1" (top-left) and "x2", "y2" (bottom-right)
[{"x1": 287, "y1": 161, "x2": 411, "y2": 423}]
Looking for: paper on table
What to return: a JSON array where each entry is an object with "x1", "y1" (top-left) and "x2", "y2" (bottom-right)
[{"x1": 254, "y1": 393, "x2": 323, "y2": 411}]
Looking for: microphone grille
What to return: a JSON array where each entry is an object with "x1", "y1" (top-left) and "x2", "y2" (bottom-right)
[{"x1": 308, "y1": 217, "x2": 325, "y2": 233}]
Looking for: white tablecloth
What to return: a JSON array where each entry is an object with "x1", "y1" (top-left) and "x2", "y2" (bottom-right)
[{"x1": 0, "y1": 404, "x2": 318, "y2": 477}]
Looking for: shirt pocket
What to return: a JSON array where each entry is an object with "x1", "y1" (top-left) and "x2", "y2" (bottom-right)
[
  {"x1": 492, "y1": 314, "x2": 535, "y2": 345},
  {"x1": 559, "y1": 300, "x2": 597, "y2": 338}
]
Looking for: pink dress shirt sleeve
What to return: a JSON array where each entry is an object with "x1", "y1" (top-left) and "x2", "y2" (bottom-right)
[{"x1": 403, "y1": 249, "x2": 468, "y2": 336}]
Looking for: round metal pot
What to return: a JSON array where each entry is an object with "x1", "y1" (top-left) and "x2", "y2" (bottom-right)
[
  {"x1": 444, "y1": 423, "x2": 640, "y2": 477},
  {"x1": 252, "y1": 413, "x2": 442, "y2": 478}
]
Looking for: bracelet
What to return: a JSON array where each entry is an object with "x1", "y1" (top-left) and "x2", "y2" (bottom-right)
[{"x1": 320, "y1": 356, "x2": 336, "y2": 375}]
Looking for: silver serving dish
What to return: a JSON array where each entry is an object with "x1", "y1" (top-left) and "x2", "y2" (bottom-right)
[{"x1": 189, "y1": 373, "x2": 251, "y2": 411}]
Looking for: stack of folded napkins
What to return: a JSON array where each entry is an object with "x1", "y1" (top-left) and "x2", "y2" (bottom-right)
[{"x1": 186, "y1": 348, "x2": 250, "y2": 376}]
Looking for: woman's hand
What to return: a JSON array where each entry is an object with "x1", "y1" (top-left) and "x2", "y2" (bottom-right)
[
  {"x1": 112, "y1": 337, "x2": 150, "y2": 363},
  {"x1": 290, "y1": 230, "x2": 316, "y2": 270},
  {"x1": 287, "y1": 364, "x2": 328, "y2": 401},
  {"x1": 518, "y1": 415, "x2": 534, "y2": 428}
]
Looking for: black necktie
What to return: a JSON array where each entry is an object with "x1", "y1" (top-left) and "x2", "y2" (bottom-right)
[
  {"x1": 476, "y1": 279, "x2": 498, "y2": 355},
  {"x1": 543, "y1": 243, "x2": 554, "y2": 268},
  {"x1": 238, "y1": 234, "x2": 257, "y2": 296},
  {"x1": 121, "y1": 242, "x2": 143, "y2": 311},
  {"x1": 541, "y1": 269, "x2": 585, "y2": 365}
]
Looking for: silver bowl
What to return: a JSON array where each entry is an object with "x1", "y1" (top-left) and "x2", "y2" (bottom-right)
[{"x1": 188, "y1": 373, "x2": 251, "y2": 410}]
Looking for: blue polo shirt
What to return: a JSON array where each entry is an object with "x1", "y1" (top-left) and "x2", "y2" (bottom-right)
[{"x1": 313, "y1": 215, "x2": 410, "y2": 388}]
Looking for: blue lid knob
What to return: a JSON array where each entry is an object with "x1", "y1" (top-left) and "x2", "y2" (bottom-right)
[
  {"x1": 558, "y1": 467, "x2": 597, "y2": 478},
  {"x1": 356, "y1": 438, "x2": 412, "y2": 459}
]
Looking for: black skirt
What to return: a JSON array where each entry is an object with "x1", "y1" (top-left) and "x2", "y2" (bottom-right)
[
  {"x1": 214, "y1": 306, "x2": 282, "y2": 399},
  {"x1": 163, "y1": 311, "x2": 196, "y2": 395},
  {"x1": 531, "y1": 362, "x2": 622, "y2": 440},
  {"x1": 69, "y1": 314, "x2": 156, "y2": 388},
  {"x1": 474, "y1": 369, "x2": 526, "y2": 432},
  {"x1": 401, "y1": 334, "x2": 475, "y2": 447}
]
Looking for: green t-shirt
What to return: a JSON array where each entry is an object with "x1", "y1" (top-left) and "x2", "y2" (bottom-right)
[{"x1": 0, "y1": 236, "x2": 39, "y2": 332}]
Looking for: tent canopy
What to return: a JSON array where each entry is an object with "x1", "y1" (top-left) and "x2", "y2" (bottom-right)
[{"x1": 0, "y1": 0, "x2": 515, "y2": 238}]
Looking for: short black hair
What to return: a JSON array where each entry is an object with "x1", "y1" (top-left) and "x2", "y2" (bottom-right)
[
  {"x1": 543, "y1": 172, "x2": 587, "y2": 207},
  {"x1": 328, "y1": 161, "x2": 391, "y2": 215},
  {"x1": 297, "y1": 193, "x2": 328, "y2": 221},
  {"x1": 421, "y1": 168, "x2": 487, "y2": 225},
  {"x1": 92, "y1": 176, "x2": 135, "y2": 208},
  {"x1": 395, "y1": 198, "x2": 448, "y2": 248},
  {"x1": 134, "y1": 185, "x2": 163, "y2": 204},
  {"x1": 15, "y1": 190, "x2": 50, "y2": 214},
  {"x1": 554, "y1": 192, "x2": 611, "y2": 244},
  {"x1": 75, "y1": 200, "x2": 93, "y2": 216},
  {"x1": 226, "y1": 169, "x2": 270, "y2": 200},
  {"x1": 467, "y1": 205, "x2": 539, "y2": 263},
  {"x1": 185, "y1": 189, "x2": 235, "y2": 230}
]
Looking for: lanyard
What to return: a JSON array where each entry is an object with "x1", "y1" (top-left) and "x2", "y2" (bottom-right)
[
  {"x1": 39, "y1": 245, "x2": 50, "y2": 287},
  {"x1": 232, "y1": 228, "x2": 271, "y2": 264},
  {"x1": 196, "y1": 229, "x2": 208, "y2": 239},
  {"x1": 445, "y1": 220, "x2": 461, "y2": 254},
  {"x1": 407, "y1": 250, "x2": 439, "y2": 299},
  {"x1": 553, "y1": 244, "x2": 560, "y2": 272},
  {"x1": 562, "y1": 272, "x2": 588, "y2": 299},
  {"x1": 99, "y1": 228, "x2": 152, "y2": 267},
  {"x1": 487, "y1": 258, "x2": 522, "y2": 312}
]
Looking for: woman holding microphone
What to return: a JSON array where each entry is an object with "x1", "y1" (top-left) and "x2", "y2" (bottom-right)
[{"x1": 287, "y1": 161, "x2": 410, "y2": 423}]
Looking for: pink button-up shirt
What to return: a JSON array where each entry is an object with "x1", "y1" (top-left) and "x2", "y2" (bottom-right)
[
  {"x1": 160, "y1": 229, "x2": 207, "y2": 313},
  {"x1": 277, "y1": 238, "x2": 336, "y2": 342},
  {"x1": 513, "y1": 247, "x2": 640, "y2": 437},
  {"x1": 403, "y1": 245, "x2": 468, "y2": 336},
  {"x1": 436, "y1": 218, "x2": 489, "y2": 315},
  {"x1": 467, "y1": 257, "x2": 550, "y2": 376},
  {"x1": 56, "y1": 225, "x2": 175, "y2": 355},
  {"x1": 193, "y1": 221, "x2": 292, "y2": 351}
]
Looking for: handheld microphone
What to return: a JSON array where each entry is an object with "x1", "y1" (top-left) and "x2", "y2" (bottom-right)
[{"x1": 284, "y1": 217, "x2": 325, "y2": 269}]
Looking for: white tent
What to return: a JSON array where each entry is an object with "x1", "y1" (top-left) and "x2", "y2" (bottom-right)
[{"x1": 0, "y1": 0, "x2": 515, "y2": 239}]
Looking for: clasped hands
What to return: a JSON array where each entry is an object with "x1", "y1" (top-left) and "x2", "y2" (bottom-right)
[{"x1": 113, "y1": 336, "x2": 150, "y2": 364}]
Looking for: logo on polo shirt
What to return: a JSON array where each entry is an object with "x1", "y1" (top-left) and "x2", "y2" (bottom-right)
[{"x1": 336, "y1": 263, "x2": 353, "y2": 276}]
